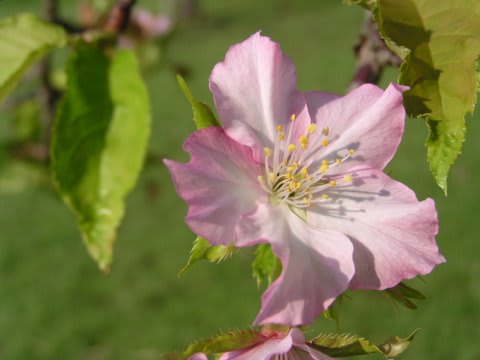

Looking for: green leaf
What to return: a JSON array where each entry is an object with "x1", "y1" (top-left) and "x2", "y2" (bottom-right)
[
  {"x1": 51, "y1": 46, "x2": 150, "y2": 271},
  {"x1": 179, "y1": 237, "x2": 237, "y2": 276},
  {"x1": 0, "y1": 13, "x2": 67, "y2": 102},
  {"x1": 252, "y1": 243, "x2": 282, "y2": 287},
  {"x1": 347, "y1": 0, "x2": 480, "y2": 193},
  {"x1": 176, "y1": 74, "x2": 220, "y2": 129},
  {"x1": 183, "y1": 329, "x2": 262, "y2": 359},
  {"x1": 385, "y1": 282, "x2": 426, "y2": 310},
  {"x1": 310, "y1": 333, "x2": 381, "y2": 357},
  {"x1": 309, "y1": 329, "x2": 419, "y2": 358}
]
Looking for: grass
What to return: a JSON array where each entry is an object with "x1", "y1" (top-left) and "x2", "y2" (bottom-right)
[{"x1": 0, "y1": 0, "x2": 479, "y2": 359}]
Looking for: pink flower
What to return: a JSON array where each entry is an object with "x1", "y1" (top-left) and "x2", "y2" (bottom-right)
[
  {"x1": 165, "y1": 33, "x2": 445, "y2": 326},
  {"x1": 219, "y1": 328, "x2": 332, "y2": 360}
]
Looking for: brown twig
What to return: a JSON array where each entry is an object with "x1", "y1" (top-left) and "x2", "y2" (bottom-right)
[
  {"x1": 349, "y1": 13, "x2": 402, "y2": 90},
  {"x1": 104, "y1": 0, "x2": 138, "y2": 33}
]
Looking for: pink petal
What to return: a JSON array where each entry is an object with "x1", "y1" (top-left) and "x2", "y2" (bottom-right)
[
  {"x1": 209, "y1": 32, "x2": 309, "y2": 160},
  {"x1": 188, "y1": 353, "x2": 208, "y2": 360},
  {"x1": 164, "y1": 127, "x2": 263, "y2": 246},
  {"x1": 237, "y1": 204, "x2": 354, "y2": 326},
  {"x1": 307, "y1": 166, "x2": 445, "y2": 290},
  {"x1": 304, "y1": 83, "x2": 407, "y2": 170},
  {"x1": 219, "y1": 330, "x2": 293, "y2": 360}
]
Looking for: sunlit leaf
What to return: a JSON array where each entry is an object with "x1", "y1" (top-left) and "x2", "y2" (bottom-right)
[
  {"x1": 51, "y1": 46, "x2": 150, "y2": 271},
  {"x1": 309, "y1": 329, "x2": 419, "y2": 358},
  {"x1": 0, "y1": 14, "x2": 67, "y2": 102},
  {"x1": 176, "y1": 74, "x2": 219, "y2": 129},
  {"x1": 163, "y1": 329, "x2": 262, "y2": 360},
  {"x1": 179, "y1": 236, "x2": 237, "y2": 276},
  {"x1": 346, "y1": 0, "x2": 480, "y2": 193}
]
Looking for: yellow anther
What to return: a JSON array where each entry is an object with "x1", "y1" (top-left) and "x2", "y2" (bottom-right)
[
  {"x1": 290, "y1": 114, "x2": 297, "y2": 121},
  {"x1": 319, "y1": 160, "x2": 329, "y2": 173},
  {"x1": 344, "y1": 174, "x2": 353, "y2": 182},
  {"x1": 300, "y1": 166, "x2": 309, "y2": 179},
  {"x1": 322, "y1": 127, "x2": 330, "y2": 136},
  {"x1": 322, "y1": 194, "x2": 330, "y2": 199},
  {"x1": 287, "y1": 162, "x2": 298, "y2": 172},
  {"x1": 278, "y1": 133, "x2": 285, "y2": 141},
  {"x1": 348, "y1": 149, "x2": 355, "y2": 155},
  {"x1": 295, "y1": 182, "x2": 301, "y2": 190},
  {"x1": 335, "y1": 158, "x2": 342, "y2": 164},
  {"x1": 268, "y1": 172, "x2": 275, "y2": 182},
  {"x1": 277, "y1": 125, "x2": 284, "y2": 132},
  {"x1": 258, "y1": 176, "x2": 265, "y2": 184},
  {"x1": 322, "y1": 139, "x2": 329, "y2": 147},
  {"x1": 329, "y1": 180, "x2": 337, "y2": 187},
  {"x1": 286, "y1": 173, "x2": 294, "y2": 180},
  {"x1": 288, "y1": 143, "x2": 296, "y2": 152},
  {"x1": 264, "y1": 147, "x2": 272, "y2": 157},
  {"x1": 307, "y1": 124, "x2": 317, "y2": 134},
  {"x1": 302, "y1": 197, "x2": 312, "y2": 206},
  {"x1": 300, "y1": 135, "x2": 309, "y2": 149}
]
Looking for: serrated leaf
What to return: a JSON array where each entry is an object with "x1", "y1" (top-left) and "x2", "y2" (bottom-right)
[
  {"x1": 0, "y1": 13, "x2": 67, "y2": 102},
  {"x1": 252, "y1": 243, "x2": 282, "y2": 287},
  {"x1": 349, "y1": 0, "x2": 480, "y2": 193},
  {"x1": 163, "y1": 329, "x2": 262, "y2": 360},
  {"x1": 176, "y1": 74, "x2": 219, "y2": 129},
  {"x1": 309, "y1": 329, "x2": 419, "y2": 358},
  {"x1": 51, "y1": 46, "x2": 150, "y2": 271},
  {"x1": 179, "y1": 237, "x2": 237, "y2": 276},
  {"x1": 310, "y1": 333, "x2": 381, "y2": 357}
]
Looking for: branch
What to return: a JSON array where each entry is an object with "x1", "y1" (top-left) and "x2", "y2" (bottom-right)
[
  {"x1": 349, "y1": 14, "x2": 401, "y2": 90},
  {"x1": 104, "y1": 0, "x2": 138, "y2": 33}
]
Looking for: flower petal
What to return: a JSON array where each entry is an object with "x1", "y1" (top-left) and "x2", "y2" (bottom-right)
[
  {"x1": 188, "y1": 353, "x2": 208, "y2": 360},
  {"x1": 307, "y1": 166, "x2": 445, "y2": 290},
  {"x1": 164, "y1": 127, "x2": 263, "y2": 246},
  {"x1": 209, "y1": 32, "x2": 309, "y2": 159},
  {"x1": 237, "y1": 204, "x2": 354, "y2": 326},
  {"x1": 304, "y1": 83, "x2": 407, "y2": 170},
  {"x1": 219, "y1": 331, "x2": 293, "y2": 360}
]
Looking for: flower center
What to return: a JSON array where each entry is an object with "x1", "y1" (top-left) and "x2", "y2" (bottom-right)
[{"x1": 258, "y1": 114, "x2": 354, "y2": 209}]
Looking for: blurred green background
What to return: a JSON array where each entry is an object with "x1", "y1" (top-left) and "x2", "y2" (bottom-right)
[{"x1": 0, "y1": 0, "x2": 479, "y2": 359}]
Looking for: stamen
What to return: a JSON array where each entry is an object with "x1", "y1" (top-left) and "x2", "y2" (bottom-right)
[
  {"x1": 300, "y1": 135, "x2": 308, "y2": 149},
  {"x1": 258, "y1": 114, "x2": 352, "y2": 209},
  {"x1": 307, "y1": 124, "x2": 317, "y2": 134},
  {"x1": 319, "y1": 160, "x2": 329, "y2": 173}
]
